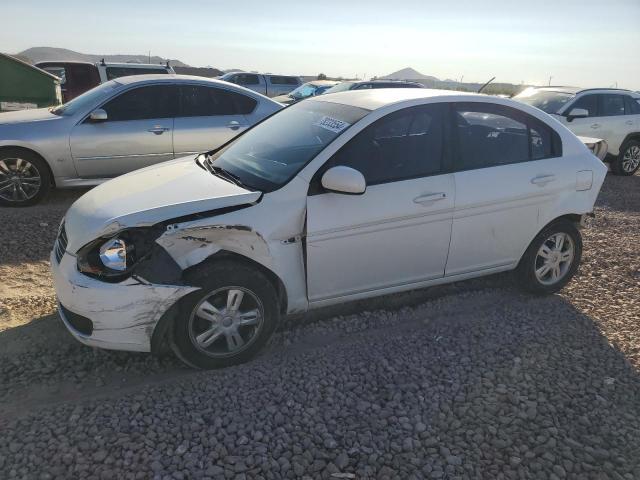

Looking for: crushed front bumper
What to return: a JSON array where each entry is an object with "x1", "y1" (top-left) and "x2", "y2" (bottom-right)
[{"x1": 51, "y1": 251, "x2": 196, "y2": 352}]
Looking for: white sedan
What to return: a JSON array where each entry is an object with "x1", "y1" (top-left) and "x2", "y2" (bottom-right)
[{"x1": 52, "y1": 89, "x2": 607, "y2": 369}]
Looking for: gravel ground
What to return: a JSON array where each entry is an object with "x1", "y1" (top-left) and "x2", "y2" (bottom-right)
[{"x1": 0, "y1": 173, "x2": 639, "y2": 479}]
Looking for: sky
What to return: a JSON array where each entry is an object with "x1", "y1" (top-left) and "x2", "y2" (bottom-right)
[{"x1": 2, "y1": 0, "x2": 639, "y2": 90}]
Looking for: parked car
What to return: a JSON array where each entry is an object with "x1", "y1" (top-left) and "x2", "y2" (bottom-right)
[
  {"x1": 52, "y1": 89, "x2": 606, "y2": 369},
  {"x1": 0, "y1": 75, "x2": 282, "y2": 206},
  {"x1": 322, "y1": 80, "x2": 424, "y2": 93},
  {"x1": 35, "y1": 60, "x2": 175, "y2": 102},
  {"x1": 514, "y1": 87, "x2": 640, "y2": 175},
  {"x1": 218, "y1": 72, "x2": 302, "y2": 97},
  {"x1": 272, "y1": 80, "x2": 340, "y2": 105}
]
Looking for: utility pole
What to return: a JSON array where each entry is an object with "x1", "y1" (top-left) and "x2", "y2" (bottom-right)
[{"x1": 148, "y1": 51, "x2": 151, "y2": 63}]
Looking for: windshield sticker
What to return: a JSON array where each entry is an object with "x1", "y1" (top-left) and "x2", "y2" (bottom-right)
[{"x1": 314, "y1": 116, "x2": 350, "y2": 133}]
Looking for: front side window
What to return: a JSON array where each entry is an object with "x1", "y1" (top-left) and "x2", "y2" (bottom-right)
[
  {"x1": 568, "y1": 94, "x2": 598, "y2": 117},
  {"x1": 209, "y1": 101, "x2": 369, "y2": 192},
  {"x1": 50, "y1": 80, "x2": 120, "y2": 116},
  {"x1": 179, "y1": 86, "x2": 257, "y2": 116},
  {"x1": 324, "y1": 104, "x2": 445, "y2": 185},
  {"x1": 101, "y1": 85, "x2": 175, "y2": 121},
  {"x1": 599, "y1": 94, "x2": 626, "y2": 116},
  {"x1": 454, "y1": 103, "x2": 559, "y2": 170},
  {"x1": 323, "y1": 82, "x2": 355, "y2": 94},
  {"x1": 105, "y1": 67, "x2": 169, "y2": 80},
  {"x1": 269, "y1": 76, "x2": 299, "y2": 85},
  {"x1": 234, "y1": 74, "x2": 260, "y2": 86}
]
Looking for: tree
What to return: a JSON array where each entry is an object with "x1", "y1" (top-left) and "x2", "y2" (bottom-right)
[{"x1": 317, "y1": 73, "x2": 327, "y2": 80}]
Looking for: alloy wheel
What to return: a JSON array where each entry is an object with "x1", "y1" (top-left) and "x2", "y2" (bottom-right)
[
  {"x1": 188, "y1": 286, "x2": 264, "y2": 358},
  {"x1": 622, "y1": 145, "x2": 640, "y2": 174},
  {"x1": 0, "y1": 158, "x2": 42, "y2": 203},
  {"x1": 534, "y1": 232, "x2": 575, "y2": 286}
]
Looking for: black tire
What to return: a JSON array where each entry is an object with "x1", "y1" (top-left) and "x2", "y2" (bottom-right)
[
  {"x1": 611, "y1": 139, "x2": 640, "y2": 176},
  {"x1": 172, "y1": 261, "x2": 280, "y2": 369},
  {"x1": 0, "y1": 148, "x2": 51, "y2": 207},
  {"x1": 515, "y1": 220, "x2": 582, "y2": 295}
]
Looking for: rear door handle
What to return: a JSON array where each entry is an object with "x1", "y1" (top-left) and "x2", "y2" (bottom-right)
[
  {"x1": 147, "y1": 126, "x2": 170, "y2": 135},
  {"x1": 531, "y1": 175, "x2": 556, "y2": 186},
  {"x1": 590, "y1": 123, "x2": 600, "y2": 129},
  {"x1": 413, "y1": 192, "x2": 447, "y2": 204}
]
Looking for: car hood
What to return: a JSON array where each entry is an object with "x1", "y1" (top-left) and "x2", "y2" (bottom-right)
[
  {"x1": 0, "y1": 107, "x2": 60, "y2": 125},
  {"x1": 63, "y1": 155, "x2": 262, "y2": 253}
]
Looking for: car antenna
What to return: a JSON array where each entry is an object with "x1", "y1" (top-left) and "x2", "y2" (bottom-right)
[
  {"x1": 100, "y1": 58, "x2": 106, "y2": 66},
  {"x1": 477, "y1": 76, "x2": 496, "y2": 93}
]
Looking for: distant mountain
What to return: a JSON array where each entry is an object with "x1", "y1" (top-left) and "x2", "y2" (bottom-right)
[
  {"x1": 380, "y1": 67, "x2": 439, "y2": 82},
  {"x1": 17, "y1": 47, "x2": 189, "y2": 67}
]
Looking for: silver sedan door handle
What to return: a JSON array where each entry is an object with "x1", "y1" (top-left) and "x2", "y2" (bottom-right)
[
  {"x1": 531, "y1": 174, "x2": 556, "y2": 186},
  {"x1": 413, "y1": 192, "x2": 447, "y2": 204},
  {"x1": 626, "y1": 120, "x2": 634, "y2": 126},
  {"x1": 227, "y1": 121, "x2": 243, "y2": 130},
  {"x1": 590, "y1": 123, "x2": 600, "y2": 129},
  {"x1": 147, "y1": 126, "x2": 170, "y2": 135}
]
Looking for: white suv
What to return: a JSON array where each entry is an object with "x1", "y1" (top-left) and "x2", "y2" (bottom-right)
[{"x1": 514, "y1": 87, "x2": 640, "y2": 175}]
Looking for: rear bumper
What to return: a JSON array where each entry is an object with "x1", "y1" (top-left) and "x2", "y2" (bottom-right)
[{"x1": 51, "y1": 251, "x2": 196, "y2": 352}]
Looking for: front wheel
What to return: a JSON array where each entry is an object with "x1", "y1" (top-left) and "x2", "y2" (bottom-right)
[
  {"x1": 0, "y1": 149, "x2": 51, "y2": 207},
  {"x1": 611, "y1": 140, "x2": 640, "y2": 176},
  {"x1": 172, "y1": 261, "x2": 280, "y2": 369},
  {"x1": 516, "y1": 220, "x2": 583, "y2": 294}
]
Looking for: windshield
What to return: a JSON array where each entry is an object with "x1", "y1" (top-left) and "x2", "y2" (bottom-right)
[
  {"x1": 514, "y1": 89, "x2": 574, "y2": 114},
  {"x1": 209, "y1": 101, "x2": 369, "y2": 192},
  {"x1": 323, "y1": 82, "x2": 355, "y2": 94},
  {"x1": 50, "y1": 81, "x2": 120, "y2": 116},
  {"x1": 290, "y1": 83, "x2": 318, "y2": 99}
]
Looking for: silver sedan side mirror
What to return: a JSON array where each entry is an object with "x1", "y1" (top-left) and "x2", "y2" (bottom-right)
[
  {"x1": 566, "y1": 107, "x2": 588, "y2": 122},
  {"x1": 89, "y1": 109, "x2": 108, "y2": 122},
  {"x1": 321, "y1": 166, "x2": 366, "y2": 195}
]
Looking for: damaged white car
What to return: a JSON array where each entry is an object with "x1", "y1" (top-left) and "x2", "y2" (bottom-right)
[{"x1": 52, "y1": 89, "x2": 607, "y2": 369}]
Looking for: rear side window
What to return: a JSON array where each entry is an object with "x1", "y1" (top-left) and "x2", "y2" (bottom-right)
[
  {"x1": 233, "y1": 74, "x2": 260, "y2": 86},
  {"x1": 269, "y1": 76, "x2": 299, "y2": 85},
  {"x1": 101, "y1": 85, "x2": 175, "y2": 121},
  {"x1": 179, "y1": 86, "x2": 257, "y2": 116},
  {"x1": 625, "y1": 96, "x2": 640, "y2": 115},
  {"x1": 599, "y1": 94, "x2": 626, "y2": 116},
  {"x1": 453, "y1": 103, "x2": 560, "y2": 171},
  {"x1": 105, "y1": 67, "x2": 169, "y2": 80},
  {"x1": 568, "y1": 95, "x2": 598, "y2": 117},
  {"x1": 325, "y1": 104, "x2": 445, "y2": 185}
]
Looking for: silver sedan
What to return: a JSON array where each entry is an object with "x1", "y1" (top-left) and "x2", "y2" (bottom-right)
[{"x1": 0, "y1": 75, "x2": 282, "y2": 206}]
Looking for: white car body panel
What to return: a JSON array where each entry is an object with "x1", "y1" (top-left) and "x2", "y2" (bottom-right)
[{"x1": 51, "y1": 89, "x2": 607, "y2": 353}]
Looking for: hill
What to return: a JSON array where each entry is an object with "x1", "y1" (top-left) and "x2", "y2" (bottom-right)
[
  {"x1": 17, "y1": 47, "x2": 189, "y2": 67},
  {"x1": 380, "y1": 67, "x2": 439, "y2": 82}
]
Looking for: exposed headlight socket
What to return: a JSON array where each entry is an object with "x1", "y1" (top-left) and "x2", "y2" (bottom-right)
[{"x1": 99, "y1": 238, "x2": 128, "y2": 271}]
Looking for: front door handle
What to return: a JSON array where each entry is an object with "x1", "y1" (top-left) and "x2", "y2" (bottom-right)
[
  {"x1": 147, "y1": 126, "x2": 170, "y2": 135},
  {"x1": 590, "y1": 123, "x2": 600, "y2": 129},
  {"x1": 531, "y1": 175, "x2": 556, "y2": 186},
  {"x1": 626, "y1": 120, "x2": 634, "y2": 126},
  {"x1": 413, "y1": 192, "x2": 447, "y2": 204}
]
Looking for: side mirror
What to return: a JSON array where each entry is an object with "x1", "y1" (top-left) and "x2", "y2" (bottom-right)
[
  {"x1": 321, "y1": 166, "x2": 366, "y2": 195},
  {"x1": 89, "y1": 109, "x2": 108, "y2": 122},
  {"x1": 566, "y1": 108, "x2": 588, "y2": 122}
]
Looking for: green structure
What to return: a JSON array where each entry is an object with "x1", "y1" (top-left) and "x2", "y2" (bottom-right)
[{"x1": 0, "y1": 53, "x2": 62, "y2": 112}]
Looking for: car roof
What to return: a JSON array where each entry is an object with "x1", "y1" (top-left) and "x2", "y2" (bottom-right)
[
  {"x1": 307, "y1": 80, "x2": 340, "y2": 86},
  {"x1": 310, "y1": 88, "x2": 477, "y2": 110},
  {"x1": 527, "y1": 86, "x2": 638, "y2": 96},
  {"x1": 100, "y1": 62, "x2": 171, "y2": 68}
]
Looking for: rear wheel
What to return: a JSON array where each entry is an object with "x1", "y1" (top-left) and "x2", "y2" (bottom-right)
[
  {"x1": 516, "y1": 220, "x2": 582, "y2": 294},
  {"x1": 172, "y1": 261, "x2": 280, "y2": 369},
  {"x1": 611, "y1": 139, "x2": 640, "y2": 176},
  {"x1": 0, "y1": 149, "x2": 51, "y2": 207}
]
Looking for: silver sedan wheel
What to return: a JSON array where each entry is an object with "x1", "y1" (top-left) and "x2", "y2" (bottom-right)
[
  {"x1": 622, "y1": 145, "x2": 640, "y2": 173},
  {"x1": 534, "y1": 233, "x2": 575, "y2": 286},
  {"x1": 0, "y1": 158, "x2": 42, "y2": 202},
  {"x1": 188, "y1": 286, "x2": 264, "y2": 358}
]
